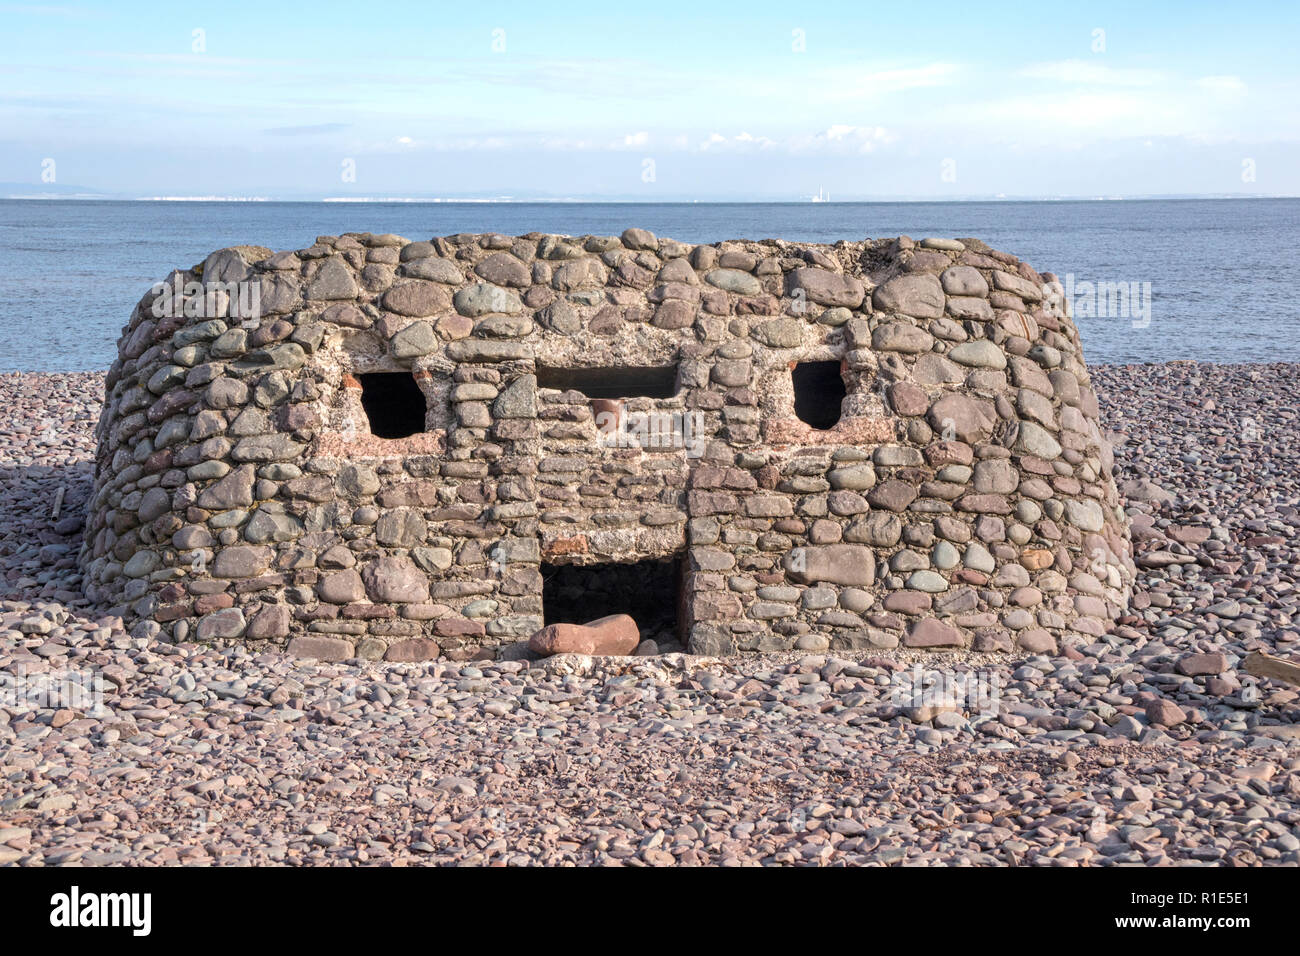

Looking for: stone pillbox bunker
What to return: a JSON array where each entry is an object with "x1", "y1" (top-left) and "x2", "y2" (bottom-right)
[{"x1": 80, "y1": 230, "x2": 1135, "y2": 661}]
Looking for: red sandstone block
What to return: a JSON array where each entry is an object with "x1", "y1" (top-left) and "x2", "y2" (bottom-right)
[
  {"x1": 528, "y1": 614, "x2": 640, "y2": 657},
  {"x1": 157, "y1": 582, "x2": 188, "y2": 603},
  {"x1": 435, "y1": 617, "x2": 485, "y2": 638},
  {"x1": 1020, "y1": 548, "x2": 1054, "y2": 570},
  {"x1": 1016, "y1": 629, "x2": 1057, "y2": 654},
  {"x1": 543, "y1": 534, "x2": 589, "y2": 558},
  {"x1": 1176, "y1": 652, "x2": 1229, "y2": 677},
  {"x1": 904, "y1": 618, "x2": 966, "y2": 648},
  {"x1": 341, "y1": 603, "x2": 397, "y2": 620},
  {"x1": 383, "y1": 637, "x2": 441, "y2": 662},
  {"x1": 1146, "y1": 698, "x2": 1187, "y2": 727},
  {"x1": 287, "y1": 635, "x2": 354, "y2": 661},
  {"x1": 193, "y1": 593, "x2": 235, "y2": 614},
  {"x1": 155, "y1": 602, "x2": 193, "y2": 622},
  {"x1": 884, "y1": 591, "x2": 931, "y2": 614},
  {"x1": 246, "y1": 604, "x2": 291, "y2": 640}
]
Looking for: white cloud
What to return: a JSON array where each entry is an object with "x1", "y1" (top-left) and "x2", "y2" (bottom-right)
[
  {"x1": 690, "y1": 131, "x2": 782, "y2": 152},
  {"x1": 941, "y1": 71, "x2": 1276, "y2": 142},
  {"x1": 791, "y1": 125, "x2": 896, "y2": 154}
]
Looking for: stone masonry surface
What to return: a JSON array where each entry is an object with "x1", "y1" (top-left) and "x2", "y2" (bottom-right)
[
  {"x1": 79, "y1": 230, "x2": 1135, "y2": 661},
  {"x1": 2, "y1": 362, "x2": 1298, "y2": 865}
]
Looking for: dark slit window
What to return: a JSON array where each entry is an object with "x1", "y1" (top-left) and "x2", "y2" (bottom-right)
[
  {"x1": 535, "y1": 365, "x2": 678, "y2": 399},
  {"x1": 792, "y1": 361, "x2": 846, "y2": 430},
  {"x1": 358, "y1": 372, "x2": 427, "y2": 439}
]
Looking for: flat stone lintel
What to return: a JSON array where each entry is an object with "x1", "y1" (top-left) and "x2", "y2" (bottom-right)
[{"x1": 763, "y1": 415, "x2": 895, "y2": 447}]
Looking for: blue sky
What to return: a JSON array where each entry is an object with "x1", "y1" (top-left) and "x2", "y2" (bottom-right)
[{"x1": 1, "y1": 0, "x2": 1297, "y2": 199}]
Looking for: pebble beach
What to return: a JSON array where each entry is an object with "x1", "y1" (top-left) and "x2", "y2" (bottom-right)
[{"x1": 1, "y1": 361, "x2": 1298, "y2": 866}]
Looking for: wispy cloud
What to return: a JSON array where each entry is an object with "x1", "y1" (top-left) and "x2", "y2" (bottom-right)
[
  {"x1": 2, "y1": 5, "x2": 1295, "y2": 198},
  {"x1": 697, "y1": 131, "x2": 777, "y2": 151},
  {"x1": 790, "y1": 125, "x2": 896, "y2": 153}
]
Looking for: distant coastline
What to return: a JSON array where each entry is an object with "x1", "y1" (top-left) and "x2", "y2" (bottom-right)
[{"x1": 3, "y1": 192, "x2": 1297, "y2": 205}]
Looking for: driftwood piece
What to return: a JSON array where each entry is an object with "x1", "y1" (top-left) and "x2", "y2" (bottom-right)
[{"x1": 1242, "y1": 651, "x2": 1300, "y2": 688}]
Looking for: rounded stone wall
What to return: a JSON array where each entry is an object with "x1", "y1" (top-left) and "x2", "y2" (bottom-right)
[{"x1": 80, "y1": 229, "x2": 1135, "y2": 660}]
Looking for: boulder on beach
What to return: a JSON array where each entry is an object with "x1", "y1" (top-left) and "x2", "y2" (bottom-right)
[{"x1": 528, "y1": 614, "x2": 641, "y2": 657}]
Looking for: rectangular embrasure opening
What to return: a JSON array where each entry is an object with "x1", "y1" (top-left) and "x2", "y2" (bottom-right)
[
  {"x1": 358, "y1": 372, "x2": 427, "y2": 439},
  {"x1": 541, "y1": 558, "x2": 686, "y2": 648},
  {"x1": 535, "y1": 364, "x2": 678, "y2": 399},
  {"x1": 792, "y1": 360, "x2": 846, "y2": 430}
]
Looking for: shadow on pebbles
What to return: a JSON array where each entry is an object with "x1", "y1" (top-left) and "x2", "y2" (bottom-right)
[{"x1": 0, "y1": 364, "x2": 1298, "y2": 866}]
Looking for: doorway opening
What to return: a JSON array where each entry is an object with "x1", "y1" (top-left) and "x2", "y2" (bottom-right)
[{"x1": 541, "y1": 557, "x2": 686, "y2": 649}]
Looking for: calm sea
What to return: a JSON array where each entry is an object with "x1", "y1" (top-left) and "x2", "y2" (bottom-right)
[{"x1": 1, "y1": 198, "x2": 1296, "y2": 371}]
